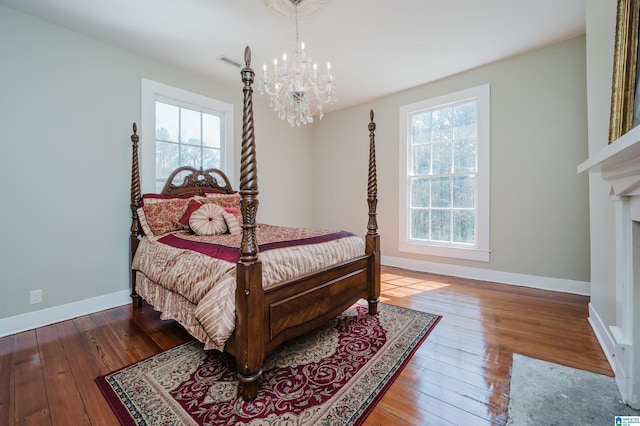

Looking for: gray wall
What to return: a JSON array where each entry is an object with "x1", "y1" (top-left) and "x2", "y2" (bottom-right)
[
  {"x1": 0, "y1": 5, "x2": 313, "y2": 320},
  {"x1": 312, "y1": 36, "x2": 590, "y2": 286}
]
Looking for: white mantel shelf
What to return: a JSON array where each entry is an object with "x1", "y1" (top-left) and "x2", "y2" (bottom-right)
[{"x1": 578, "y1": 125, "x2": 640, "y2": 197}]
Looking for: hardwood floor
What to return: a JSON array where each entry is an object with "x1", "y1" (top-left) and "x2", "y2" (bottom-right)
[{"x1": 0, "y1": 266, "x2": 611, "y2": 425}]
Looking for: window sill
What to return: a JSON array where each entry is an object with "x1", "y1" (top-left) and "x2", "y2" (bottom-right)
[{"x1": 399, "y1": 242, "x2": 491, "y2": 262}]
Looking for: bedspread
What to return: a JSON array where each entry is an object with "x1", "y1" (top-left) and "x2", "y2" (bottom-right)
[{"x1": 132, "y1": 224, "x2": 365, "y2": 350}]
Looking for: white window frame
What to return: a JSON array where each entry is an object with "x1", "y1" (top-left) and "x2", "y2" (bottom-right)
[
  {"x1": 140, "y1": 78, "x2": 234, "y2": 194},
  {"x1": 399, "y1": 84, "x2": 491, "y2": 262}
]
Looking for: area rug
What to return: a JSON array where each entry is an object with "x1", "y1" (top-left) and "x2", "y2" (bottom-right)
[
  {"x1": 96, "y1": 302, "x2": 440, "y2": 425},
  {"x1": 507, "y1": 353, "x2": 640, "y2": 425}
]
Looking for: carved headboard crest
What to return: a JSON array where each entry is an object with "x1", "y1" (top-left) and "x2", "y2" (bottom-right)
[{"x1": 162, "y1": 166, "x2": 234, "y2": 195}]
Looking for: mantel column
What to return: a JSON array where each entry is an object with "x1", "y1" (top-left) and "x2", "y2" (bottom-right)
[{"x1": 607, "y1": 192, "x2": 640, "y2": 409}]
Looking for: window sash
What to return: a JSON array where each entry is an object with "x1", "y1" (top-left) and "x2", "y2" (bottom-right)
[
  {"x1": 154, "y1": 100, "x2": 224, "y2": 192},
  {"x1": 399, "y1": 84, "x2": 490, "y2": 262}
]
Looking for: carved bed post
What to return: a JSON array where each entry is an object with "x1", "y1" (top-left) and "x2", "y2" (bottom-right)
[
  {"x1": 366, "y1": 110, "x2": 381, "y2": 315},
  {"x1": 130, "y1": 123, "x2": 143, "y2": 308},
  {"x1": 235, "y1": 46, "x2": 265, "y2": 402}
]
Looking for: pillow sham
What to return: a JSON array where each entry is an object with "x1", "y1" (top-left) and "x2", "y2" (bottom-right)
[
  {"x1": 136, "y1": 207, "x2": 155, "y2": 239},
  {"x1": 141, "y1": 192, "x2": 196, "y2": 205},
  {"x1": 140, "y1": 197, "x2": 191, "y2": 237},
  {"x1": 200, "y1": 192, "x2": 241, "y2": 210},
  {"x1": 189, "y1": 203, "x2": 228, "y2": 236}
]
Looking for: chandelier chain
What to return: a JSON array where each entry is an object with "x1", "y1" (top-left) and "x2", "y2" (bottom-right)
[{"x1": 295, "y1": 3, "x2": 300, "y2": 48}]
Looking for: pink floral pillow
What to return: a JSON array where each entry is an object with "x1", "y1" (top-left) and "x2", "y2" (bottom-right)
[
  {"x1": 201, "y1": 192, "x2": 241, "y2": 210},
  {"x1": 140, "y1": 197, "x2": 191, "y2": 237},
  {"x1": 141, "y1": 193, "x2": 195, "y2": 205}
]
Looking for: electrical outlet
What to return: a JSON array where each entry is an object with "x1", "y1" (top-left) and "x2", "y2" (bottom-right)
[{"x1": 30, "y1": 289, "x2": 42, "y2": 304}]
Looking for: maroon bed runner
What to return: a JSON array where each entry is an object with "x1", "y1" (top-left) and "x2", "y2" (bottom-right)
[{"x1": 158, "y1": 230, "x2": 356, "y2": 263}]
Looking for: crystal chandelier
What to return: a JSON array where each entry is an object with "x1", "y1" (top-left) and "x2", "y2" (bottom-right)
[{"x1": 259, "y1": 0, "x2": 336, "y2": 127}]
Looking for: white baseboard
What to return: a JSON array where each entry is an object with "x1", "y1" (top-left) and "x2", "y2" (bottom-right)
[
  {"x1": 588, "y1": 302, "x2": 620, "y2": 371},
  {"x1": 381, "y1": 255, "x2": 591, "y2": 295},
  {"x1": 0, "y1": 290, "x2": 131, "y2": 338},
  {"x1": 588, "y1": 302, "x2": 626, "y2": 399}
]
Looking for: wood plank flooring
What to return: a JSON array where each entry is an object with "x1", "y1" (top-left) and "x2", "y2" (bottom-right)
[{"x1": 0, "y1": 266, "x2": 611, "y2": 425}]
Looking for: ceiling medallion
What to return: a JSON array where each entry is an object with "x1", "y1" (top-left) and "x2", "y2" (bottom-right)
[{"x1": 264, "y1": 0, "x2": 330, "y2": 19}]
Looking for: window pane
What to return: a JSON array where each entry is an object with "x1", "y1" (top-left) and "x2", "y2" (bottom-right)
[
  {"x1": 431, "y1": 209, "x2": 451, "y2": 241},
  {"x1": 203, "y1": 147, "x2": 221, "y2": 169},
  {"x1": 431, "y1": 177, "x2": 451, "y2": 208},
  {"x1": 431, "y1": 108, "x2": 452, "y2": 141},
  {"x1": 411, "y1": 112, "x2": 431, "y2": 144},
  {"x1": 181, "y1": 145, "x2": 201, "y2": 169},
  {"x1": 452, "y1": 176, "x2": 475, "y2": 208},
  {"x1": 203, "y1": 114, "x2": 221, "y2": 148},
  {"x1": 156, "y1": 102, "x2": 179, "y2": 142},
  {"x1": 453, "y1": 102, "x2": 476, "y2": 139},
  {"x1": 432, "y1": 141, "x2": 452, "y2": 175},
  {"x1": 454, "y1": 138, "x2": 477, "y2": 173},
  {"x1": 180, "y1": 108, "x2": 201, "y2": 146},
  {"x1": 412, "y1": 145, "x2": 431, "y2": 175},
  {"x1": 172, "y1": 169, "x2": 192, "y2": 184},
  {"x1": 411, "y1": 177, "x2": 430, "y2": 208},
  {"x1": 453, "y1": 210, "x2": 475, "y2": 244},
  {"x1": 156, "y1": 141, "x2": 179, "y2": 179},
  {"x1": 410, "y1": 209, "x2": 429, "y2": 239}
]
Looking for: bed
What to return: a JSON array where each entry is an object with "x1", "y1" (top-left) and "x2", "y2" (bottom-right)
[{"x1": 128, "y1": 46, "x2": 380, "y2": 401}]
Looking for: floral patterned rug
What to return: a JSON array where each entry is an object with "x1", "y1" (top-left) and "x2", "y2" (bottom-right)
[{"x1": 96, "y1": 302, "x2": 440, "y2": 425}]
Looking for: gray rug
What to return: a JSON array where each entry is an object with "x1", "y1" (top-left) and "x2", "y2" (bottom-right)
[{"x1": 507, "y1": 353, "x2": 640, "y2": 425}]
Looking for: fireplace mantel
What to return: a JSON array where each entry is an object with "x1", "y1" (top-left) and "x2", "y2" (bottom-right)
[
  {"x1": 578, "y1": 125, "x2": 640, "y2": 408},
  {"x1": 579, "y1": 124, "x2": 640, "y2": 198}
]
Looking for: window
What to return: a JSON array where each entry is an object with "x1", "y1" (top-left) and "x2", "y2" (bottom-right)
[
  {"x1": 141, "y1": 79, "x2": 234, "y2": 193},
  {"x1": 399, "y1": 84, "x2": 490, "y2": 262}
]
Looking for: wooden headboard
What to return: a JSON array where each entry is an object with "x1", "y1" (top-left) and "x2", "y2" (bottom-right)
[{"x1": 161, "y1": 166, "x2": 234, "y2": 196}]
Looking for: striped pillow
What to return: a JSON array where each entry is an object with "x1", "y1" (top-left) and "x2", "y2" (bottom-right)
[{"x1": 222, "y1": 210, "x2": 242, "y2": 235}]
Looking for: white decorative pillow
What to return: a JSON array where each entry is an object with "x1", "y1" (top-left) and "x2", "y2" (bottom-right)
[
  {"x1": 222, "y1": 210, "x2": 242, "y2": 236},
  {"x1": 189, "y1": 203, "x2": 227, "y2": 236}
]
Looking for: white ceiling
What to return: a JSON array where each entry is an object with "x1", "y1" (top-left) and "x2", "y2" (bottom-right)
[{"x1": 1, "y1": 0, "x2": 586, "y2": 113}]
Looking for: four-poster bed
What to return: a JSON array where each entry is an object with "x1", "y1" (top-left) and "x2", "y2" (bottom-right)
[{"x1": 128, "y1": 47, "x2": 380, "y2": 401}]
